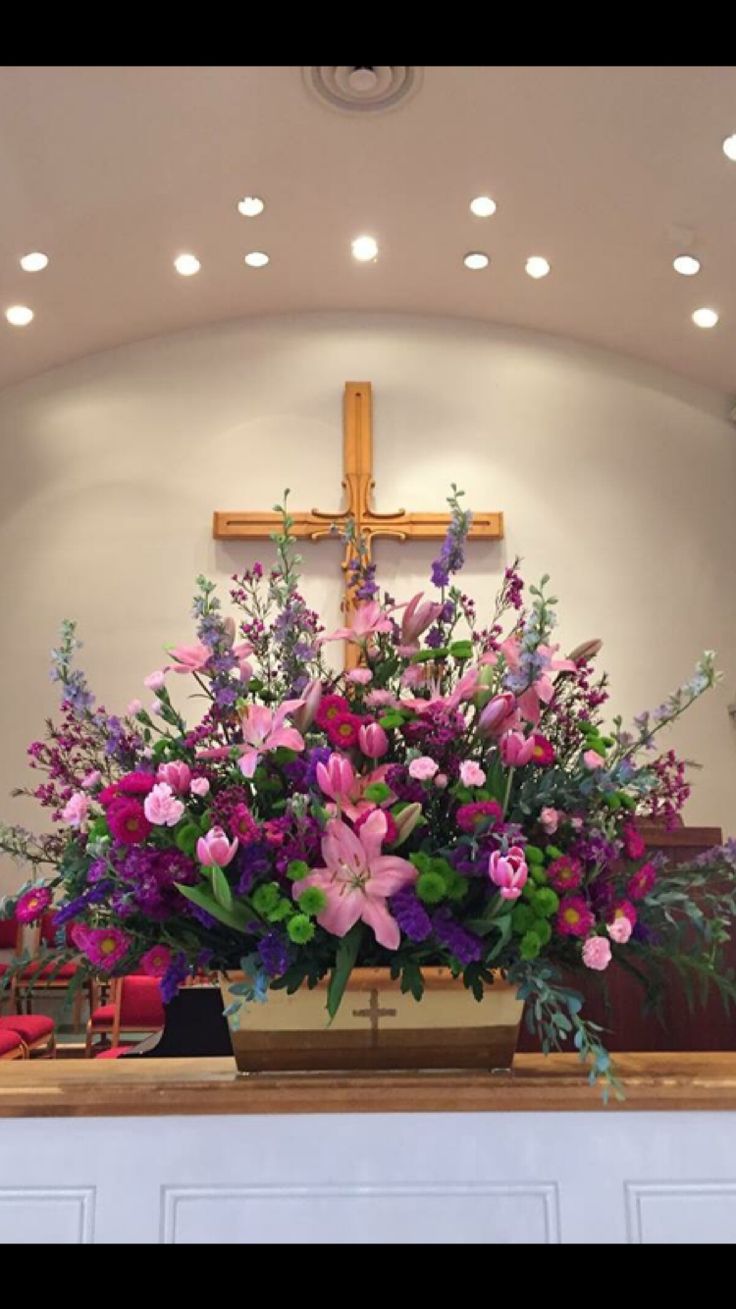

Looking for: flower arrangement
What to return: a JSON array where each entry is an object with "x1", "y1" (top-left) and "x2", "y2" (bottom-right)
[{"x1": 2, "y1": 487, "x2": 734, "y2": 1093}]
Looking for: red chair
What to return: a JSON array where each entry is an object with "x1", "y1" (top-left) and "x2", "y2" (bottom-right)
[
  {"x1": 16, "y1": 914, "x2": 91, "y2": 1026},
  {"x1": 0, "y1": 917, "x2": 22, "y2": 1014},
  {"x1": 0, "y1": 1014, "x2": 55, "y2": 1057},
  {"x1": 88, "y1": 976, "x2": 164, "y2": 1057},
  {"x1": 0, "y1": 1029, "x2": 25, "y2": 1060}
]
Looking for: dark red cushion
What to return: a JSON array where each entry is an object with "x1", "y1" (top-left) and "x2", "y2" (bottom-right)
[
  {"x1": 89, "y1": 1004, "x2": 115, "y2": 1029},
  {"x1": 95, "y1": 1045, "x2": 135, "y2": 1059},
  {"x1": 0, "y1": 1015, "x2": 54, "y2": 1043},
  {"x1": 0, "y1": 1030, "x2": 23, "y2": 1056},
  {"x1": 19, "y1": 962, "x2": 79, "y2": 981}
]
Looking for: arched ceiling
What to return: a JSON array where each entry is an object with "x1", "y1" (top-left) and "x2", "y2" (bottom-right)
[{"x1": 1, "y1": 64, "x2": 735, "y2": 393}]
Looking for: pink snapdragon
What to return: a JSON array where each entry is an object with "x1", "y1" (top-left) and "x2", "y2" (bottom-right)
[
  {"x1": 359, "y1": 722, "x2": 389, "y2": 759},
  {"x1": 460, "y1": 761, "x2": 486, "y2": 788},
  {"x1": 488, "y1": 847, "x2": 528, "y2": 900},
  {"x1": 143, "y1": 782, "x2": 185, "y2": 827},
  {"x1": 582, "y1": 936, "x2": 612, "y2": 971},
  {"x1": 500, "y1": 731, "x2": 536, "y2": 767},
  {"x1": 196, "y1": 826, "x2": 238, "y2": 868},
  {"x1": 294, "y1": 812, "x2": 417, "y2": 949},
  {"x1": 157, "y1": 760, "x2": 192, "y2": 794},
  {"x1": 62, "y1": 792, "x2": 90, "y2": 829},
  {"x1": 622, "y1": 823, "x2": 646, "y2": 860},
  {"x1": 408, "y1": 756, "x2": 439, "y2": 781}
]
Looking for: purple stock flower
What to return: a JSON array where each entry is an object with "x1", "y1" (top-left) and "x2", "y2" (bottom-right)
[
  {"x1": 390, "y1": 888, "x2": 432, "y2": 942},
  {"x1": 160, "y1": 951, "x2": 191, "y2": 1004},
  {"x1": 258, "y1": 931, "x2": 289, "y2": 977},
  {"x1": 433, "y1": 908, "x2": 483, "y2": 964}
]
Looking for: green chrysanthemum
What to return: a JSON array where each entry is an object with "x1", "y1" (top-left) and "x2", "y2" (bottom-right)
[
  {"x1": 297, "y1": 885, "x2": 327, "y2": 916},
  {"x1": 252, "y1": 882, "x2": 281, "y2": 914},
  {"x1": 287, "y1": 913, "x2": 315, "y2": 945},
  {"x1": 286, "y1": 859, "x2": 310, "y2": 882},
  {"x1": 531, "y1": 887, "x2": 560, "y2": 918},
  {"x1": 416, "y1": 870, "x2": 447, "y2": 904},
  {"x1": 519, "y1": 930, "x2": 542, "y2": 960},
  {"x1": 511, "y1": 903, "x2": 536, "y2": 935}
]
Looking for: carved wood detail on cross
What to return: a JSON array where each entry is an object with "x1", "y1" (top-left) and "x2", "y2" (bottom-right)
[{"x1": 213, "y1": 382, "x2": 504, "y2": 667}]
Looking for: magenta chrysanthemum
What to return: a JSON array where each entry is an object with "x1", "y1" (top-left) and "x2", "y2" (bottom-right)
[
  {"x1": 15, "y1": 885, "x2": 53, "y2": 924},
  {"x1": 80, "y1": 926, "x2": 131, "y2": 970},
  {"x1": 556, "y1": 895, "x2": 595, "y2": 938},
  {"x1": 627, "y1": 861, "x2": 657, "y2": 901},
  {"x1": 548, "y1": 855, "x2": 584, "y2": 892},
  {"x1": 139, "y1": 944, "x2": 173, "y2": 977},
  {"x1": 107, "y1": 797, "x2": 152, "y2": 845},
  {"x1": 326, "y1": 714, "x2": 362, "y2": 748},
  {"x1": 456, "y1": 801, "x2": 502, "y2": 834}
]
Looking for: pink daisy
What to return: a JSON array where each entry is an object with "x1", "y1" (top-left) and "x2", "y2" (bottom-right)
[
  {"x1": 107, "y1": 798, "x2": 152, "y2": 845},
  {"x1": 139, "y1": 944, "x2": 173, "y2": 978},
  {"x1": 326, "y1": 714, "x2": 362, "y2": 749},
  {"x1": 627, "y1": 861, "x2": 657, "y2": 901},
  {"x1": 456, "y1": 801, "x2": 503, "y2": 834},
  {"x1": 15, "y1": 885, "x2": 53, "y2": 924},
  {"x1": 530, "y1": 734, "x2": 555, "y2": 766},
  {"x1": 556, "y1": 896, "x2": 595, "y2": 938},
  {"x1": 548, "y1": 855, "x2": 584, "y2": 892},
  {"x1": 315, "y1": 694, "x2": 350, "y2": 731},
  {"x1": 80, "y1": 927, "x2": 131, "y2": 971}
]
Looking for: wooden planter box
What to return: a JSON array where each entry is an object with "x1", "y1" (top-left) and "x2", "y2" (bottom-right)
[{"x1": 221, "y1": 967, "x2": 523, "y2": 1075}]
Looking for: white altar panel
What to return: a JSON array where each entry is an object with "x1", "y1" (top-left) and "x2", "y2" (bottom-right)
[{"x1": 2, "y1": 1112, "x2": 736, "y2": 1244}]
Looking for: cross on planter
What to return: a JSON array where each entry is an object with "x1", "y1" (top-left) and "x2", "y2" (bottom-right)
[{"x1": 352, "y1": 989, "x2": 398, "y2": 1043}]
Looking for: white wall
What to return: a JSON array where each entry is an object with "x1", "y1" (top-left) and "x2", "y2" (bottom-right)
[{"x1": 1, "y1": 311, "x2": 734, "y2": 889}]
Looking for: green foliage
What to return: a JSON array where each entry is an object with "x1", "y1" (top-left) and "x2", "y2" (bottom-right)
[
  {"x1": 176, "y1": 823, "x2": 201, "y2": 856},
  {"x1": 175, "y1": 881, "x2": 251, "y2": 933},
  {"x1": 326, "y1": 923, "x2": 363, "y2": 1020}
]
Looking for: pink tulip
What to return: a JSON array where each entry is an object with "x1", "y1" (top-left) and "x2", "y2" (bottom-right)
[
  {"x1": 316, "y1": 754, "x2": 356, "y2": 805},
  {"x1": 478, "y1": 692, "x2": 519, "y2": 738},
  {"x1": 196, "y1": 826, "x2": 238, "y2": 868},
  {"x1": 399, "y1": 592, "x2": 444, "y2": 653},
  {"x1": 322, "y1": 600, "x2": 395, "y2": 646},
  {"x1": 143, "y1": 782, "x2": 185, "y2": 827},
  {"x1": 144, "y1": 670, "x2": 166, "y2": 691},
  {"x1": 166, "y1": 641, "x2": 211, "y2": 675},
  {"x1": 292, "y1": 679, "x2": 323, "y2": 733},
  {"x1": 238, "y1": 700, "x2": 306, "y2": 779},
  {"x1": 295, "y1": 812, "x2": 417, "y2": 949},
  {"x1": 582, "y1": 936, "x2": 612, "y2": 971},
  {"x1": 500, "y1": 731, "x2": 536, "y2": 767},
  {"x1": 359, "y1": 721, "x2": 389, "y2": 759},
  {"x1": 157, "y1": 760, "x2": 192, "y2": 794},
  {"x1": 488, "y1": 847, "x2": 529, "y2": 900}
]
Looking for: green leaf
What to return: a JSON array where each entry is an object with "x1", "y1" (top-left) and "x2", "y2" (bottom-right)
[
  {"x1": 175, "y1": 881, "x2": 250, "y2": 933},
  {"x1": 378, "y1": 711, "x2": 406, "y2": 730},
  {"x1": 176, "y1": 823, "x2": 201, "y2": 856},
  {"x1": 210, "y1": 866, "x2": 234, "y2": 911},
  {"x1": 326, "y1": 923, "x2": 363, "y2": 1020}
]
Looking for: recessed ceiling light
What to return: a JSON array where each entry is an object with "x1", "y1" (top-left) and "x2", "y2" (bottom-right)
[
  {"x1": 19, "y1": 251, "x2": 48, "y2": 273},
  {"x1": 174, "y1": 254, "x2": 201, "y2": 277},
  {"x1": 351, "y1": 235, "x2": 378, "y2": 262},
  {"x1": 244, "y1": 251, "x2": 269, "y2": 268},
  {"x1": 5, "y1": 305, "x2": 33, "y2": 327},
  {"x1": 673, "y1": 254, "x2": 701, "y2": 276},
  {"x1": 237, "y1": 196, "x2": 265, "y2": 217},
  {"x1": 692, "y1": 307, "x2": 719, "y2": 329},
  {"x1": 722, "y1": 134, "x2": 736, "y2": 161},
  {"x1": 463, "y1": 251, "x2": 489, "y2": 270},
  {"x1": 469, "y1": 196, "x2": 497, "y2": 218},
  {"x1": 525, "y1": 256, "x2": 551, "y2": 279}
]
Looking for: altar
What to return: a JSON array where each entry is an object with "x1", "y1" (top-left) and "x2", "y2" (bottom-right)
[{"x1": 2, "y1": 1054, "x2": 736, "y2": 1244}]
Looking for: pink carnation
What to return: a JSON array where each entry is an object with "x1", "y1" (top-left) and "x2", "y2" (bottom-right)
[
  {"x1": 460, "y1": 761, "x2": 486, "y2": 788},
  {"x1": 62, "y1": 792, "x2": 90, "y2": 829},
  {"x1": 143, "y1": 782, "x2": 186, "y2": 827},
  {"x1": 190, "y1": 777, "x2": 210, "y2": 798},
  {"x1": 607, "y1": 916, "x2": 633, "y2": 944},
  {"x1": 365, "y1": 689, "x2": 397, "y2": 709},
  {"x1": 583, "y1": 749, "x2": 605, "y2": 770},
  {"x1": 539, "y1": 806, "x2": 560, "y2": 835},
  {"x1": 408, "y1": 756, "x2": 439, "y2": 781},
  {"x1": 582, "y1": 935, "x2": 612, "y2": 971},
  {"x1": 346, "y1": 668, "x2": 373, "y2": 685}
]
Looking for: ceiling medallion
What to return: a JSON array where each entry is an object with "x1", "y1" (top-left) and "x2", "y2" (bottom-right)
[{"x1": 302, "y1": 66, "x2": 421, "y2": 114}]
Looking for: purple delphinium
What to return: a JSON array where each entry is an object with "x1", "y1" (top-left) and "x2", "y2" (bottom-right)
[
  {"x1": 258, "y1": 931, "x2": 289, "y2": 977},
  {"x1": 433, "y1": 908, "x2": 483, "y2": 964},
  {"x1": 390, "y1": 888, "x2": 432, "y2": 942},
  {"x1": 430, "y1": 486, "x2": 473, "y2": 589},
  {"x1": 160, "y1": 951, "x2": 191, "y2": 1004},
  {"x1": 236, "y1": 842, "x2": 272, "y2": 895}
]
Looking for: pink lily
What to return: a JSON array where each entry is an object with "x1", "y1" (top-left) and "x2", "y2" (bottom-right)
[
  {"x1": 166, "y1": 641, "x2": 212, "y2": 675},
  {"x1": 238, "y1": 700, "x2": 306, "y2": 779},
  {"x1": 398, "y1": 592, "x2": 444, "y2": 655},
  {"x1": 292, "y1": 679, "x2": 323, "y2": 733},
  {"x1": 295, "y1": 812, "x2": 417, "y2": 949},
  {"x1": 322, "y1": 600, "x2": 395, "y2": 646},
  {"x1": 478, "y1": 692, "x2": 520, "y2": 738}
]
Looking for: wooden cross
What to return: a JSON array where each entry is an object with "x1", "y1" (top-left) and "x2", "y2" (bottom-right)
[
  {"x1": 213, "y1": 382, "x2": 504, "y2": 666},
  {"x1": 352, "y1": 989, "x2": 398, "y2": 1042}
]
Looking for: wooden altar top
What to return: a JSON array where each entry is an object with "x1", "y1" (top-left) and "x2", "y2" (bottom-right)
[{"x1": 3, "y1": 1052, "x2": 736, "y2": 1117}]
